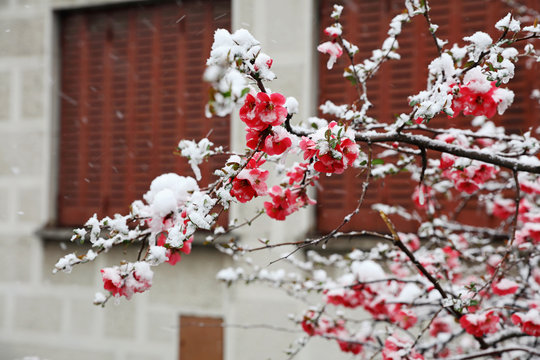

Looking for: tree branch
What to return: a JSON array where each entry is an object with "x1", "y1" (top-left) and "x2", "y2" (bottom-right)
[{"x1": 444, "y1": 346, "x2": 540, "y2": 360}]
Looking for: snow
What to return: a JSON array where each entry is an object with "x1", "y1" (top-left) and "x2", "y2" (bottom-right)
[
  {"x1": 494, "y1": 278, "x2": 518, "y2": 291},
  {"x1": 492, "y1": 87, "x2": 514, "y2": 115},
  {"x1": 178, "y1": 138, "x2": 215, "y2": 181},
  {"x1": 342, "y1": 39, "x2": 358, "y2": 55},
  {"x1": 144, "y1": 173, "x2": 198, "y2": 211},
  {"x1": 151, "y1": 189, "x2": 176, "y2": 217},
  {"x1": 523, "y1": 24, "x2": 540, "y2": 35},
  {"x1": 520, "y1": 309, "x2": 540, "y2": 325},
  {"x1": 93, "y1": 292, "x2": 107, "y2": 305},
  {"x1": 463, "y1": 67, "x2": 491, "y2": 94},
  {"x1": 133, "y1": 261, "x2": 153, "y2": 283},
  {"x1": 324, "y1": 24, "x2": 342, "y2": 37},
  {"x1": 395, "y1": 283, "x2": 423, "y2": 303},
  {"x1": 313, "y1": 269, "x2": 327, "y2": 282},
  {"x1": 331, "y1": 4, "x2": 343, "y2": 19},
  {"x1": 351, "y1": 260, "x2": 385, "y2": 281},
  {"x1": 284, "y1": 97, "x2": 299, "y2": 115},
  {"x1": 147, "y1": 246, "x2": 169, "y2": 265},
  {"x1": 495, "y1": 13, "x2": 521, "y2": 32},
  {"x1": 217, "y1": 267, "x2": 243, "y2": 282},
  {"x1": 320, "y1": 101, "x2": 347, "y2": 118},
  {"x1": 463, "y1": 32, "x2": 492, "y2": 61}
]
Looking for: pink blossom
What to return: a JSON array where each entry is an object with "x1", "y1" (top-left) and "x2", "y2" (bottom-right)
[{"x1": 317, "y1": 41, "x2": 343, "y2": 69}]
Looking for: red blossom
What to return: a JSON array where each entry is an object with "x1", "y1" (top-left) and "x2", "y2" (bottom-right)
[
  {"x1": 392, "y1": 308, "x2": 418, "y2": 330},
  {"x1": 429, "y1": 317, "x2": 451, "y2": 337},
  {"x1": 412, "y1": 184, "x2": 434, "y2": 210},
  {"x1": 299, "y1": 137, "x2": 318, "y2": 160},
  {"x1": 459, "y1": 310, "x2": 500, "y2": 337},
  {"x1": 512, "y1": 309, "x2": 540, "y2": 337},
  {"x1": 491, "y1": 278, "x2": 519, "y2": 296},
  {"x1": 264, "y1": 185, "x2": 298, "y2": 221},
  {"x1": 230, "y1": 160, "x2": 269, "y2": 203},
  {"x1": 317, "y1": 40, "x2": 343, "y2": 69},
  {"x1": 101, "y1": 263, "x2": 153, "y2": 299},
  {"x1": 255, "y1": 92, "x2": 287, "y2": 127},
  {"x1": 450, "y1": 79, "x2": 504, "y2": 118},
  {"x1": 492, "y1": 197, "x2": 516, "y2": 220},
  {"x1": 382, "y1": 334, "x2": 424, "y2": 360},
  {"x1": 240, "y1": 92, "x2": 288, "y2": 130},
  {"x1": 263, "y1": 126, "x2": 292, "y2": 155}
]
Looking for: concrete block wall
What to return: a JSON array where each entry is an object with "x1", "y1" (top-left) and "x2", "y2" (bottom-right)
[{"x1": 0, "y1": 0, "x2": 339, "y2": 359}]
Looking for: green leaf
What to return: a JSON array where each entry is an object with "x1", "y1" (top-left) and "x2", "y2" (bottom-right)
[
  {"x1": 325, "y1": 129, "x2": 331, "y2": 141},
  {"x1": 372, "y1": 158, "x2": 385, "y2": 165},
  {"x1": 240, "y1": 87, "x2": 250, "y2": 97}
]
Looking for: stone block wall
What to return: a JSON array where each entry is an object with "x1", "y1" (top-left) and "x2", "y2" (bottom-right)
[{"x1": 0, "y1": 0, "x2": 327, "y2": 359}]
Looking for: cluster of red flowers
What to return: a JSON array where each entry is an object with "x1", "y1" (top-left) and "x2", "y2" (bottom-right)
[
  {"x1": 439, "y1": 153, "x2": 497, "y2": 194},
  {"x1": 382, "y1": 334, "x2": 424, "y2": 360},
  {"x1": 263, "y1": 185, "x2": 315, "y2": 221},
  {"x1": 511, "y1": 308, "x2": 540, "y2": 337},
  {"x1": 459, "y1": 310, "x2": 500, "y2": 337},
  {"x1": 156, "y1": 232, "x2": 193, "y2": 266},
  {"x1": 101, "y1": 262, "x2": 153, "y2": 299},
  {"x1": 230, "y1": 154, "x2": 269, "y2": 203},
  {"x1": 240, "y1": 92, "x2": 291, "y2": 155},
  {"x1": 246, "y1": 125, "x2": 292, "y2": 155},
  {"x1": 300, "y1": 121, "x2": 359, "y2": 174},
  {"x1": 240, "y1": 92, "x2": 288, "y2": 130},
  {"x1": 286, "y1": 162, "x2": 317, "y2": 185},
  {"x1": 492, "y1": 197, "x2": 516, "y2": 220},
  {"x1": 301, "y1": 310, "x2": 364, "y2": 355},
  {"x1": 450, "y1": 81, "x2": 500, "y2": 118},
  {"x1": 429, "y1": 317, "x2": 451, "y2": 337},
  {"x1": 491, "y1": 278, "x2": 519, "y2": 296},
  {"x1": 325, "y1": 285, "x2": 418, "y2": 329}
]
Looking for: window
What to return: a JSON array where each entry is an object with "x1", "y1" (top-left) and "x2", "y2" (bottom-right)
[
  {"x1": 179, "y1": 315, "x2": 223, "y2": 360},
  {"x1": 57, "y1": 0, "x2": 231, "y2": 226},
  {"x1": 317, "y1": 0, "x2": 540, "y2": 233}
]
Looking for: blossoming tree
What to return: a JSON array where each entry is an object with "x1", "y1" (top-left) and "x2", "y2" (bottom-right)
[{"x1": 55, "y1": 1, "x2": 540, "y2": 359}]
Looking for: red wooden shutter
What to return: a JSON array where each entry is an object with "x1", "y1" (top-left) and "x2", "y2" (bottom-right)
[
  {"x1": 318, "y1": 0, "x2": 540, "y2": 233},
  {"x1": 179, "y1": 315, "x2": 223, "y2": 360},
  {"x1": 58, "y1": 0, "x2": 231, "y2": 226}
]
